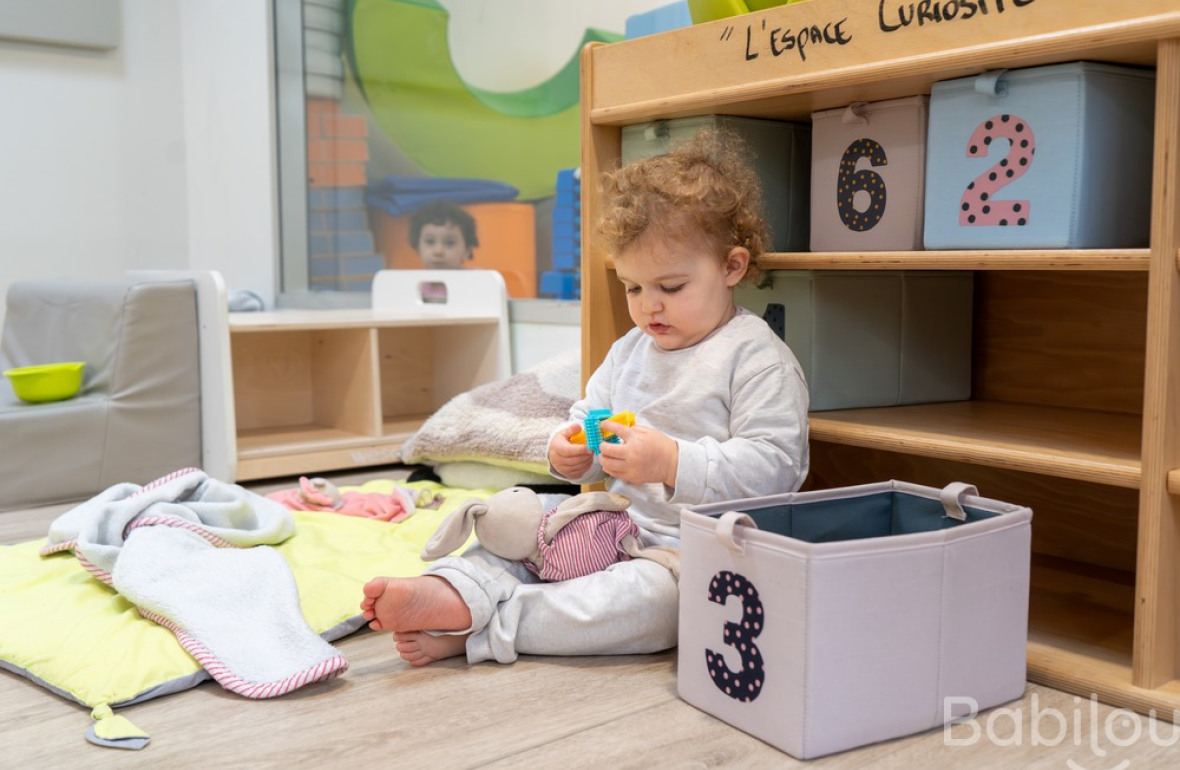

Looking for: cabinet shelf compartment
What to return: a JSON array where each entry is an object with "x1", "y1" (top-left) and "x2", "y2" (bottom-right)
[
  {"x1": 230, "y1": 325, "x2": 380, "y2": 479},
  {"x1": 809, "y1": 401, "x2": 1142, "y2": 489},
  {"x1": 759, "y1": 249, "x2": 1152, "y2": 271},
  {"x1": 377, "y1": 323, "x2": 502, "y2": 428}
]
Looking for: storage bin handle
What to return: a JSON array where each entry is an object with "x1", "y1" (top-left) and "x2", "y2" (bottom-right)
[
  {"x1": 715, "y1": 511, "x2": 758, "y2": 554},
  {"x1": 940, "y1": 482, "x2": 979, "y2": 522},
  {"x1": 974, "y1": 69, "x2": 1009, "y2": 97},
  {"x1": 841, "y1": 102, "x2": 870, "y2": 125}
]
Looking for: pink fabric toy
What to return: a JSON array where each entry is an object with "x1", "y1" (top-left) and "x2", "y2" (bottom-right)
[
  {"x1": 528, "y1": 508, "x2": 641, "y2": 582},
  {"x1": 266, "y1": 477, "x2": 417, "y2": 523}
]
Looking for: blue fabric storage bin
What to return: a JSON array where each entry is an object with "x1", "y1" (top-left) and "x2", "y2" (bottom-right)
[
  {"x1": 625, "y1": 1, "x2": 692, "y2": 39},
  {"x1": 622, "y1": 116, "x2": 811, "y2": 252},
  {"x1": 923, "y1": 62, "x2": 1154, "y2": 249},
  {"x1": 736, "y1": 271, "x2": 973, "y2": 411}
]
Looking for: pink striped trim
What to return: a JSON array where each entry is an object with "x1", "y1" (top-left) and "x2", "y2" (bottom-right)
[
  {"x1": 74, "y1": 551, "x2": 114, "y2": 586},
  {"x1": 135, "y1": 607, "x2": 348, "y2": 698},
  {"x1": 124, "y1": 517, "x2": 235, "y2": 548},
  {"x1": 39, "y1": 539, "x2": 77, "y2": 556},
  {"x1": 134, "y1": 467, "x2": 204, "y2": 497}
]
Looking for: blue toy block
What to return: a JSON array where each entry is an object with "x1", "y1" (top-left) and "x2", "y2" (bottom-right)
[
  {"x1": 584, "y1": 408, "x2": 614, "y2": 455},
  {"x1": 338, "y1": 253, "x2": 384, "y2": 275},
  {"x1": 309, "y1": 209, "x2": 370, "y2": 231},
  {"x1": 337, "y1": 276, "x2": 375, "y2": 292},
  {"x1": 540, "y1": 270, "x2": 581, "y2": 300},
  {"x1": 625, "y1": 1, "x2": 692, "y2": 39},
  {"x1": 550, "y1": 248, "x2": 580, "y2": 272},
  {"x1": 309, "y1": 229, "x2": 376, "y2": 256},
  {"x1": 553, "y1": 218, "x2": 580, "y2": 243},
  {"x1": 308, "y1": 186, "x2": 366, "y2": 210},
  {"x1": 552, "y1": 207, "x2": 580, "y2": 226},
  {"x1": 555, "y1": 168, "x2": 580, "y2": 196},
  {"x1": 309, "y1": 256, "x2": 340, "y2": 278}
]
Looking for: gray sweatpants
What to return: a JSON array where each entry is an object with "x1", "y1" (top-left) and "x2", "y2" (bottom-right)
[{"x1": 425, "y1": 544, "x2": 680, "y2": 664}]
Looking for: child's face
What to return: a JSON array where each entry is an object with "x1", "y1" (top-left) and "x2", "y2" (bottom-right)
[
  {"x1": 417, "y1": 222, "x2": 471, "y2": 269},
  {"x1": 614, "y1": 232, "x2": 748, "y2": 351}
]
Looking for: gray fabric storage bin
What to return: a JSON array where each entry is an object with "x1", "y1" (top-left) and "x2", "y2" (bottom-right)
[
  {"x1": 810, "y1": 96, "x2": 928, "y2": 251},
  {"x1": 678, "y1": 480, "x2": 1032, "y2": 759},
  {"x1": 621, "y1": 115, "x2": 811, "y2": 251},
  {"x1": 736, "y1": 271, "x2": 972, "y2": 411}
]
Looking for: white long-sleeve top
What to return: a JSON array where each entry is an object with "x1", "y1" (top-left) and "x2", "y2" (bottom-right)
[{"x1": 551, "y1": 307, "x2": 810, "y2": 542}]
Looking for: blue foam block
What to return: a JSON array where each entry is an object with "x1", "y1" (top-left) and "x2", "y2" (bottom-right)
[
  {"x1": 309, "y1": 230, "x2": 376, "y2": 256},
  {"x1": 309, "y1": 209, "x2": 370, "y2": 231},
  {"x1": 308, "y1": 186, "x2": 366, "y2": 210},
  {"x1": 625, "y1": 1, "x2": 691, "y2": 39}
]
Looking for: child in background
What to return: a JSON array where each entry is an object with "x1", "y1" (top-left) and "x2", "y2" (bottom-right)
[
  {"x1": 410, "y1": 201, "x2": 478, "y2": 269},
  {"x1": 361, "y1": 130, "x2": 810, "y2": 666}
]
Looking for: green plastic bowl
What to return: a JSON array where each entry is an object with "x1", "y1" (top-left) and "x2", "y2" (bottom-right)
[{"x1": 4, "y1": 362, "x2": 86, "y2": 403}]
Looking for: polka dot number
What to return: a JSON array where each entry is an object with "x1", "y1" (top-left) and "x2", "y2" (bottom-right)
[
  {"x1": 960, "y1": 113, "x2": 1035, "y2": 227},
  {"x1": 705, "y1": 570, "x2": 766, "y2": 703}
]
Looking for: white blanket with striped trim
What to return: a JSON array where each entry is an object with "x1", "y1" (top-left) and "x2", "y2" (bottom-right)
[{"x1": 41, "y1": 468, "x2": 347, "y2": 698}]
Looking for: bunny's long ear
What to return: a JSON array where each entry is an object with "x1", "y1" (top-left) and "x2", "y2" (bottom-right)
[{"x1": 421, "y1": 499, "x2": 487, "y2": 560}]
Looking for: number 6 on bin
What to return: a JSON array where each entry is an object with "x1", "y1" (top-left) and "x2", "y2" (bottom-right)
[{"x1": 705, "y1": 570, "x2": 766, "y2": 702}]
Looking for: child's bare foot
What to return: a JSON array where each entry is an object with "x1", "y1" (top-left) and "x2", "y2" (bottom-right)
[
  {"x1": 393, "y1": 631, "x2": 468, "y2": 667},
  {"x1": 360, "y1": 575, "x2": 472, "y2": 632}
]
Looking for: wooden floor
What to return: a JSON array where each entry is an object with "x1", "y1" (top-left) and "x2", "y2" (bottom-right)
[{"x1": 2, "y1": 470, "x2": 1176, "y2": 768}]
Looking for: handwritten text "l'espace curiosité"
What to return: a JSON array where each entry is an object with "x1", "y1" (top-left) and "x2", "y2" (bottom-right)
[
  {"x1": 878, "y1": 0, "x2": 1037, "y2": 32},
  {"x1": 722, "y1": 16, "x2": 852, "y2": 63}
]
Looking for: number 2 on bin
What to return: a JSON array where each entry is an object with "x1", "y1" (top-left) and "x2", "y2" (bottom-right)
[
  {"x1": 705, "y1": 570, "x2": 766, "y2": 702},
  {"x1": 959, "y1": 113, "x2": 1035, "y2": 227}
]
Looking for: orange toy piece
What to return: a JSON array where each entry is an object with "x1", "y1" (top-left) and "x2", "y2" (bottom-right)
[{"x1": 570, "y1": 411, "x2": 636, "y2": 446}]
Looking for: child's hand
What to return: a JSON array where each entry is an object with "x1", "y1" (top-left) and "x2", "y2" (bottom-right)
[
  {"x1": 597, "y1": 422, "x2": 678, "y2": 487},
  {"x1": 549, "y1": 423, "x2": 593, "y2": 479}
]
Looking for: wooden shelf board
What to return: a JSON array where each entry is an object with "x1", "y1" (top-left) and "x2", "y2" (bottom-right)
[
  {"x1": 1022, "y1": 557, "x2": 1180, "y2": 720},
  {"x1": 230, "y1": 309, "x2": 499, "y2": 332},
  {"x1": 761, "y1": 249, "x2": 1151, "y2": 271},
  {"x1": 809, "y1": 402, "x2": 1142, "y2": 488},
  {"x1": 1169, "y1": 469, "x2": 1180, "y2": 496},
  {"x1": 236, "y1": 424, "x2": 385, "y2": 459},
  {"x1": 383, "y1": 414, "x2": 433, "y2": 440},
  {"x1": 1027, "y1": 643, "x2": 1180, "y2": 721},
  {"x1": 589, "y1": 3, "x2": 1179, "y2": 124},
  {"x1": 604, "y1": 250, "x2": 1150, "y2": 272}
]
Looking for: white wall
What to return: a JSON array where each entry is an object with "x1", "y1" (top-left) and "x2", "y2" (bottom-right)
[
  {"x1": 445, "y1": 0, "x2": 678, "y2": 91},
  {"x1": 0, "y1": 0, "x2": 279, "y2": 326},
  {"x1": 178, "y1": 0, "x2": 278, "y2": 309},
  {"x1": 0, "y1": 0, "x2": 189, "y2": 324}
]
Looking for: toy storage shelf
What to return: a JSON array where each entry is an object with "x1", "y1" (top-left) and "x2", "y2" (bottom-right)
[
  {"x1": 581, "y1": 1, "x2": 1180, "y2": 719},
  {"x1": 810, "y1": 402, "x2": 1143, "y2": 489},
  {"x1": 608, "y1": 249, "x2": 1153, "y2": 272},
  {"x1": 230, "y1": 309, "x2": 501, "y2": 481}
]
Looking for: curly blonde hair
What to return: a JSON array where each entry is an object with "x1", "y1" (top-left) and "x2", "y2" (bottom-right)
[{"x1": 598, "y1": 128, "x2": 768, "y2": 284}]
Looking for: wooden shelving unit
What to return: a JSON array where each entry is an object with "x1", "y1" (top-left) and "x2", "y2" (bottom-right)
[
  {"x1": 229, "y1": 271, "x2": 510, "y2": 480},
  {"x1": 580, "y1": 1, "x2": 1180, "y2": 718}
]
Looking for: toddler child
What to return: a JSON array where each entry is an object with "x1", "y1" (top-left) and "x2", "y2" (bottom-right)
[
  {"x1": 361, "y1": 130, "x2": 810, "y2": 666},
  {"x1": 410, "y1": 201, "x2": 478, "y2": 269}
]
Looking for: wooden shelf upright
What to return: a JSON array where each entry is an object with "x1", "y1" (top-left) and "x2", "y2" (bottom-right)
[{"x1": 580, "y1": 0, "x2": 1180, "y2": 719}]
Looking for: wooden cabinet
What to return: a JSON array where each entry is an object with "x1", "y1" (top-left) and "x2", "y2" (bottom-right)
[
  {"x1": 230, "y1": 270, "x2": 509, "y2": 481},
  {"x1": 580, "y1": 1, "x2": 1180, "y2": 717}
]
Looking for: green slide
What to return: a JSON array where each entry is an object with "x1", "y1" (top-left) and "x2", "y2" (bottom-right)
[{"x1": 347, "y1": 0, "x2": 619, "y2": 199}]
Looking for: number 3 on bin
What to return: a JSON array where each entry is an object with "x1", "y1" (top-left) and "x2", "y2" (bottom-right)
[{"x1": 705, "y1": 570, "x2": 766, "y2": 702}]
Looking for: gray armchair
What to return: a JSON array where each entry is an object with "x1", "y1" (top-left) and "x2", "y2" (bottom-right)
[{"x1": 0, "y1": 271, "x2": 235, "y2": 510}]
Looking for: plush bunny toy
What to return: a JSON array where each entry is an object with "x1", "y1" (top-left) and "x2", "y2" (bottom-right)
[{"x1": 420, "y1": 487, "x2": 679, "y2": 581}]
